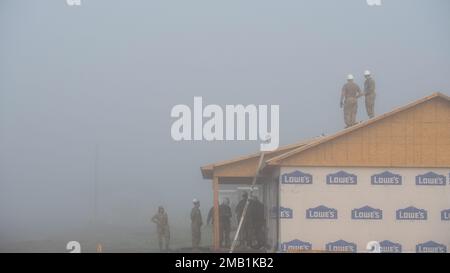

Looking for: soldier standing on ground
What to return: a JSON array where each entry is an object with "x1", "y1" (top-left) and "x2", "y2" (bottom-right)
[
  {"x1": 191, "y1": 198, "x2": 203, "y2": 250},
  {"x1": 219, "y1": 198, "x2": 232, "y2": 248},
  {"x1": 250, "y1": 196, "x2": 265, "y2": 249},
  {"x1": 235, "y1": 192, "x2": 251, "y2": 248},
  {"x1": 363, "y1": 70, "x2": 376, "y2": 118},
  {"x1": 151, "y1": 206, "x2": 170, "y2": 252},
  {"x1": 340, "y1": 74, "x2": 363, "y2": 128},
  {"x1": 207, "y1": 198, "x2": 233, "y2": 248}
]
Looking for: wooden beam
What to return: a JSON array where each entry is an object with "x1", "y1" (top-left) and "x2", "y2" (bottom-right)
[{"x1": 213, "y1": 176, "x2": 220, "y2": 250}]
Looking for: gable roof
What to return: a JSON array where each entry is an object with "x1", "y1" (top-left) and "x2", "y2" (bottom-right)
[
  {"x1": 266, "y1": 92, "x2": 450, "y2": 166},
  {"x1": 201, "y1": 92, "x2": 450, "y2": 180},
  {"x1": 200, "y1": 137, "x2": 321, "y2": 179}
]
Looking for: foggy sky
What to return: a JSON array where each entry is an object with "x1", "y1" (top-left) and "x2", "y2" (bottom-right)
[{"x1": 1, "y1": 0, "x2": 450, "y2": 245}]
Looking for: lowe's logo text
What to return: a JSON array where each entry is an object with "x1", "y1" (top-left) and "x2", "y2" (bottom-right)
[
  {"x1": 281, "y1": 170, "x2": 312, "y2": 184},
  {"x1": 441, "y1": 209, "x2": 450, "y2": 221},
  {"x1": 379, "y1": 240, "x2": 402, "y2": 253},
  {"x1": 280, "y1": 207, "x2": 293, "y2": 219},
  {"x1": 416, "y1": 172, "x2": 446, "y2": 186},
  {"x1": 326, "y1": 240, "x2": 356, "y2": 253},
  {"x1": 306, "y1": 205, "x2": 337, "y2": 219},
  {"x1": 396, "y1": 206, "x2": 427, "y2": 220},
  {"x1": 281, "y1": 240, "x2": 312, "y2": 252},
  {"x1": 371, "y1": 171, "x2": 402, "y2": 185},
  {"x1": 416, "y1": 241, "x2": 447, "y2": 253},
  {"x1": 326, "y1": 171, "x2": 357, "y2": 185},
  {"x1": 351, "y1": 206, "x2": 382, "y2": 220}
]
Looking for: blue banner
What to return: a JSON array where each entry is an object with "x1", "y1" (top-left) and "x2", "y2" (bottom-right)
[
  {"x1": 351, "y1": 206, "x2": 383, "y2": 220},
  {"x1": 280, "y1": 239, "x2": 312, "y2": 252},
  {"x1": 306, "y1": 205, "x2": 337, "y2": 219},
  {"x1": 371, "y1": 171, "x2": 402, "y2": 185},
  {"x1": 281, "y1": 170, "x2": 313, "y2": 184},
  {"x1": 379, "y1": 240, "x2": 402, "y2": 253},
  {"x1": 416, "y1": 241, "x2": 447, "y2": 253},
  {"x1": 415, "y1": 172, "x2": 446, "y2": 186},
  {"x1": 396, "y1": 206, "x2": 427, "y2": 220},
  {"x1": 280, "y1": 206, "x2": 293, "y2": 219},
  {"x1": 326, "y1": 171, "x2": 357, "y2": 185},
  {"x1": 441, "y1": 209, "x2": 450, "y2": 221},
  {"x1": 325, "y1": 240, "x2": 357, "y2": 253}
]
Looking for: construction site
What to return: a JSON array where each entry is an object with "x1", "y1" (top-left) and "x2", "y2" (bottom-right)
[
  {"x1": 202, "y1": 92, "x2": 450, "y2": 253},
  {"x1": 2, "y1": 1, "x2": 450, "y2": 260}
]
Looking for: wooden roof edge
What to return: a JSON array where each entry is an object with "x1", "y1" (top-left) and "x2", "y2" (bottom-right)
[
  {"x1": 266, "y1": 92, "x2": 450, "y2": 166},
  {"x1": 200, "y1": 136, "x2": 322, "y2": 179}
]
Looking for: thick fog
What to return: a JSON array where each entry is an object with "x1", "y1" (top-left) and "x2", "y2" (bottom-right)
[{"x1": 1, "y1": 0, "x2": 450, "y2": 251}]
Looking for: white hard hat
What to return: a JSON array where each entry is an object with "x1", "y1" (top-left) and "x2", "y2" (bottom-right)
[
  {"x1": 364, "y1": 70, "x2": 371, "y2": 76},
  {"x1": 192, "y1": 198, "x2": 199, "y2": 203},
  {"x1": 347, "y1": 74, "x2": 354, "y2": 80}
]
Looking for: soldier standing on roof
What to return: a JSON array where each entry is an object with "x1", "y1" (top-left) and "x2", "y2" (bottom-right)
[
  {"x1": 340, "y1": 74, "x2": 363, "y2": 128},
  {"x1": 363, "y1": 70, "x2": 376, "y2": 118}
]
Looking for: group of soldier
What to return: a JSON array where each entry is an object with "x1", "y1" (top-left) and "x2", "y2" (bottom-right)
[
  {"x1": 234, "y1": 192, "x2": 266, "y2": 249},
  {"x1": 151, "y1": 192, "x2": 265, "y2": 252},
  {"x1": 207, "y1": 192, "x2": 266, "y2": 249},
  {"x1": 340, "y1": 70, "x2": 377, "y2": 128},
  {"x1": 150, "y1": 72, "x2": 377, "y2": 251},
  {"x1": 151, "y1": 199, "x2": 206, "y2": 252}
]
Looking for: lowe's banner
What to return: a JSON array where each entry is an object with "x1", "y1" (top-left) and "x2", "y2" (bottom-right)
[
  {"x1": 441, "y1": 209, "x2": 450, "y2": 221},
  {"x1": 325, "y1": 240, "x2": 356, "y2": 253},
  {"x1": 280, "y1": 240, "x2": 312, "y2": 252},
  {"x1": 326, "y1": 171, "x2": 357, "y2": 185},
  {"x1": 279, "y1": 166, "x2": 450, "y2": 252},
  {"x1": 379, "y1": 240, "x2": 402, "y2": 253},
  {"x1": 396, "y1": 206, "x2": 427, "y2": 220},
  {"x1": 351, "y1": 206, "x2": 383, "y2": 220},
  {"x1": 416, "y1": 241, "x2": 447, "y2": 253},
  {"x1": 415, "y1": 172, "x2": 446, "y2": 186},
  {"x1": 306, "y1": 205, "x2": 338, "y2": 219},
  {"x1": 281, "y1": 170, "x2": 313, "y2": 184},
  {"x1": 371, "y1": 171, "x2": 402, "y2": 185},
  {"x1": 280, "y1": 206, "x2": 293, "y2": 219}
]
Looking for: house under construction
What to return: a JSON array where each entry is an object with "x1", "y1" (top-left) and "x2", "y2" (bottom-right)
[{"x1": 201, "y1": 92, "x2": 450, "y2": 253}]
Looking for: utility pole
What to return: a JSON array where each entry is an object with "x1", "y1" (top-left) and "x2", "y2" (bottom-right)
[
  {"x1": 93, "y1": 144, "x2": 99, "y2": 227},
  {"x1": 93, "y1": 144, "x2": 103, "y2": 252}
]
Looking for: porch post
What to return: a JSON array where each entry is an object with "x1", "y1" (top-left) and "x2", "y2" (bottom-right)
[{"x1": 213, "y1": 176, "x2": 220, "y2": 250}]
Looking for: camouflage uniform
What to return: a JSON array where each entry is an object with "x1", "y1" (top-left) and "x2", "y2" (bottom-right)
[
  {"x1": 151, "y1": 211, "x2": 170, "y2": 251},
  {"x1": 207, "y1": 202, "x2": 232, "y2": 248},
  {"x1": 249, "y1": 198, "x2": 265, "y2": 249},
  {"x1": 191, "y1": 206, "x2": 203, "y2": 248},
  {"x1": 364, "y1": 77, "x2": 376, "y2": 118},
  {"x1": 341, "y1": 81, "x2": 362, "y2": 127},
  {"x1": 219, "y1": 203, "x2": 232, "y2": 248}
]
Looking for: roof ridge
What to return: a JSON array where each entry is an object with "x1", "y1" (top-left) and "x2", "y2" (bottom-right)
[{"x1": 266, "y1": 92, "x2": 450, "y2": 165}]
